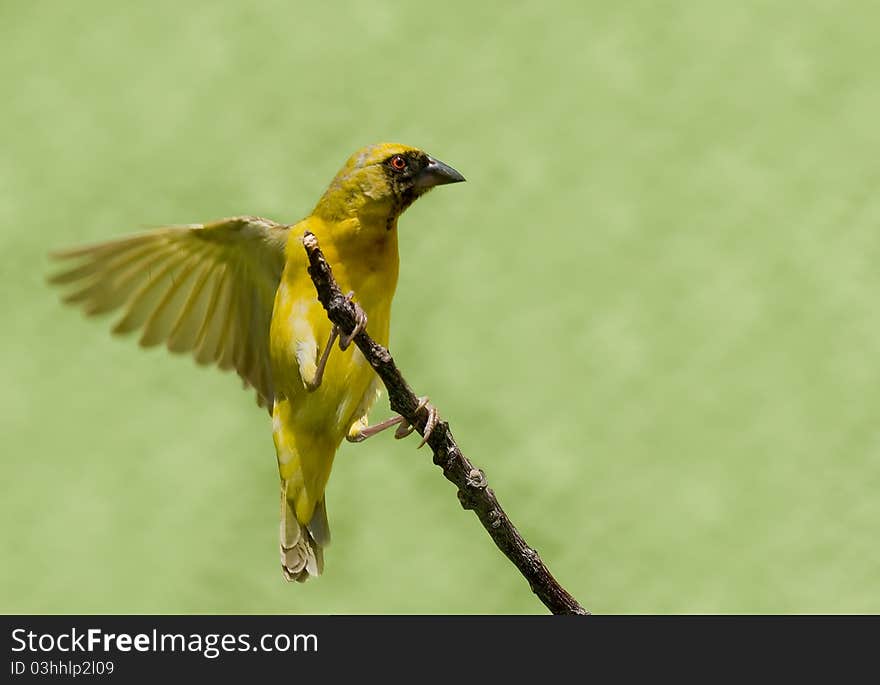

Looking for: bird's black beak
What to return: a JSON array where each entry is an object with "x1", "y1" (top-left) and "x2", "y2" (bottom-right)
[{"x1": 413, "y1": 156, "x2": 466, "y2": 191}]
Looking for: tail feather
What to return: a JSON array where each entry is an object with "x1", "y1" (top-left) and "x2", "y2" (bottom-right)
[
  {"x1": 307, "y1": 498, "x2": 331, "y2": 548},
  {"x1": 279, "y1": 481, "x2": 326, "y2": 583}
]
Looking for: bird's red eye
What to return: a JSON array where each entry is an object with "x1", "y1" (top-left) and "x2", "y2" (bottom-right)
[{"x1": 390, "y1": 155, "x2": 407, "y2": 170}]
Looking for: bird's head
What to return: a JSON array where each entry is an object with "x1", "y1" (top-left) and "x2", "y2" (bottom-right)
[{"x1": 313, "y1": 143, "x2": 465, "y2": 227}]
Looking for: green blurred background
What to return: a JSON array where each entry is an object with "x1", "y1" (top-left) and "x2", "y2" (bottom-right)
[{"x1": 3, "y1": 1, "x2": 879, "y2": 614}]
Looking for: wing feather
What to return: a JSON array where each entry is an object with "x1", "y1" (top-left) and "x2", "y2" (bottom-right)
[
  {"x1": 166, "y1": 261, "x2": 220, "y2": 354},
  {"x1": 216, "y1": 264, "x2": 241, "y2": 372},
  {"x1": 50, "y1": 216, "x2": 290, "y2": 409},
  {"x1": 140, "y1": 251, "x2": 206, "y2": 347},
  {"x1": 194, "y1": 264, "x2": 233, "y2": 366},
  {"x1": 61, "y1": 243, "x2": 178, "y2": 313},
  {"x1": 113, "y1": 252, "x2": 192, "y2": 335}
]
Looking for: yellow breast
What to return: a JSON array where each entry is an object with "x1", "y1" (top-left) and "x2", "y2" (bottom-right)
[{"x1": 270, "y1": 215, "x2": 399, "y2": 443}]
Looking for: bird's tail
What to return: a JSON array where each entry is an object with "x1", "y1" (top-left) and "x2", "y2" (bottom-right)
[{"x1": 279, "y1": 480, "x2": 329, "y2": 582}]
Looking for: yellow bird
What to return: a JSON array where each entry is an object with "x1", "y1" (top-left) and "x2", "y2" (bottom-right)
[{"x1": 50, "y1": 143, "x2": 465, "y2": 581}]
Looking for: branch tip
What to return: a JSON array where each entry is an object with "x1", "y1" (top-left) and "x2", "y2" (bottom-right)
[{"x1": 302, "y1": 231, "x2": 318, "y2": 250}]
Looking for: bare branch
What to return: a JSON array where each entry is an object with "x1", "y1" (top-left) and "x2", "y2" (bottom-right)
[{"x1": 302, "y1": 232, "x2": 588, "y2": 616}]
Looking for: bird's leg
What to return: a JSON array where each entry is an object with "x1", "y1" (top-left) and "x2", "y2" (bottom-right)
[
  {"x1": 304, "y1": 326, "x2": 339, "y2": 392},
  {"x1": 338, "y1": 291, "x2": 367, "y2": 351},
  {"x1": 346, "y1": 415, "x2": 407, "y2": 443},
  {"x1": 304, "y1": 292, "x2": 366, "y2": 392},
  {"x1": 346, "y1": 396, "x2": 440, "y2": 449}
]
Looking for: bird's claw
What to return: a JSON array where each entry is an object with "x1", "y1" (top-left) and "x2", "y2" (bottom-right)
[
  {"x1": 393, "y1": 396, "x2": 439, "y2": 448},
  {"x1": 338, "y1": 291, "x2": 367, "y2": 351}
]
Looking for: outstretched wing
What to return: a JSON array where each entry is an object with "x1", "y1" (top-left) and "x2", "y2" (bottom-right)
[{"x1": 50, "y1": 215, "x2": 290, "y2": 410}]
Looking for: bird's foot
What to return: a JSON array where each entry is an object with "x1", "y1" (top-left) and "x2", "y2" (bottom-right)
[
  {"x1": 338, "y1": 291, "x2": 367, "y2": 351},
  {"x1": 345, "y1": 396, "x2": 439, "y2": 448},
  {"x1": 394, "y1": 396, "x2": 439, "y2": 448}
]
